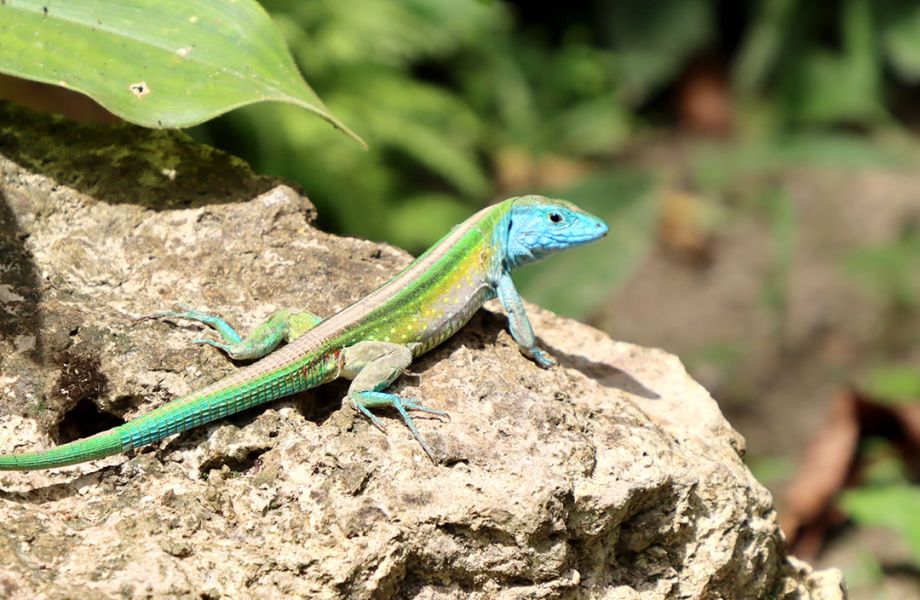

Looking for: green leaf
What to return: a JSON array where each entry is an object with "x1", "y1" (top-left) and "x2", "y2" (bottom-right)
[
  {"x1": 759, "y1": 188, "x2": 795, "y2": 320},
  {"x1": 357, "y1": 74, "x2": 489, "y2": 198},
  {"x1": 879, "y1": 1, "x2": 920, "y2": 82},
  {"x1": 845, "y1": 232, "x2": 920, "y2": 309},
  {"x1": 607, "y1": 0, "x2": 712, "y2": 105},
  {"x1": 840, "y1": 546, "x2": 885, "y2": 597},
  {"x1": 778, "y1": 0, "x2": 885, "y2": 125},
  {"x1": 387, "y1": 194, "x2": 473, "y2": 253},
  {"x1": 860, "y1": 365, "x2": 920, "y2": 405},
  {"x1": 554, "y1": 96, "x2": 631, "y2": 156},
  {"x1": 733, "y1": 0, "x2": 796, "y2": 94},
  {"x1": 745, "y1": 454, "x2": 794, "y2": 488},
  {"x1": 840, "y1": 485, "x2": 920, "y2": 565},
  {"x1": 516, "y1": 169, "x2": 657, "y2": 319},
  {"x1": 274, "y1": 0, "x2": 504, "y2": 72},
  {"x1": 0, "y1": 0, "x2": 363, "y2": 145},
  {"x1": 859, "y1": 438, "x2": 909, "y2": 486}
]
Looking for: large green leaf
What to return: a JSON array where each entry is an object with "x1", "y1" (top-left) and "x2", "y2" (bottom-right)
[{"x1": 0, "y1": 0, "x2": 363, "y2": 145}]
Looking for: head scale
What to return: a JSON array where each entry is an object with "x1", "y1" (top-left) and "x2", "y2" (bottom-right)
[{"x1": 503, "y1": 195, "x2": 608, "y2": 268}]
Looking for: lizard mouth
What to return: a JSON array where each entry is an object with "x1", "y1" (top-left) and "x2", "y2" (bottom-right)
[
  {"x1": 563, "y1": 234, "x2": 604, "y2": 245},
  {"x1": 563, "y1": 225, "x2": 608, "y2": 245}
]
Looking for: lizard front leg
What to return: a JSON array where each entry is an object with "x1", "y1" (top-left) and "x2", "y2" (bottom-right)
[
  {"x1": 139, "y1": 305, "x2": 322, "y2": 360},
  {"x1": 496, "y1": 270, "x2": 557, "y2": 368},
  {"x1": 342, "y1": 341, "x2": 448, "y2": 460}
]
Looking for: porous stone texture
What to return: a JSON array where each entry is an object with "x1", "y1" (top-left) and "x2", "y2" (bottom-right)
[{"x1": 0, "y1": 104, "x2": 844, "y2": 599}]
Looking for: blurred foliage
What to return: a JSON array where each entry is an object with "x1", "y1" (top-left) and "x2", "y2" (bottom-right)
[
  {"x1": 841, "y1": 546, "x2": 889, "y2": 600},
  {"x1": 745, "y1": 453, "x2": 795, "y2": 488},
  {"x1": 757, "y1": 188, "x2": 795, "y2": 324},
  {"x1": 846, "y1": 229, "x2": 920, "y2": 311},
  {"x1": 859, "y1": 366, "x2": 920, "y2": 406},
  {"x1": 603, "y1": 0, "x2": 713, "y2": 105},
  {"x1": 841, "y1": 484, "x2": 920, "y2": 564},
  {"x1": 686, "y1": 341, "x2": 753, "y2": 402},
  {"x1": 860, "y1": 438, "x2": 910, "y2": 487},
  {"x1": 734, "y1": 0, "x2": 920, "y2": 127},
  {"x1": 194, "y1": 0, "x2": 627, "y2": 250},
  {"x1": 838, "y1": 440, "x2": 920, "y2": 580},
  {"x1": 691, "y1": 134, "x2": 911, "y2": 195}
]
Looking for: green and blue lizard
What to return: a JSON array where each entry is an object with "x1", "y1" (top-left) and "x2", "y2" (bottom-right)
[{"x1": 0, "y1": 195, "x2": 607, "y2": 469}]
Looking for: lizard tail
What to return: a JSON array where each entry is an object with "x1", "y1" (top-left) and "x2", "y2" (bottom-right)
[
  {"x1": 0, "y1": 428, "x2": 125, "y2": 471},
  {"x1": 0, "y1": 354, "x2": 332, "y2": 471}
]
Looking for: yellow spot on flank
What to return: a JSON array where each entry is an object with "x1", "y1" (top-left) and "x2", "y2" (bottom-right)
[{"x1": 189, "y1": 15, "x2": 199, "y2": 23}]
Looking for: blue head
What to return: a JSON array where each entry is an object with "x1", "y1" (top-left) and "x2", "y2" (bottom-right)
[{"x1": 503, "y1": 195, "x2": 608, "y2": 268}]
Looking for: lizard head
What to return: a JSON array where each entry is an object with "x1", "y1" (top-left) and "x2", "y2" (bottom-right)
[{"x1": 503, "y1": 195, "x2": 608, "y2": 268}]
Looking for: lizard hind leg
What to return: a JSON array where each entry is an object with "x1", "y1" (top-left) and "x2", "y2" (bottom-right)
[
  {"x1": 343, "y1": 341, "x2": 448, "y2": 461},
  {"x1": 139, "y1": 305, "x2": 322, "y2": 361}
]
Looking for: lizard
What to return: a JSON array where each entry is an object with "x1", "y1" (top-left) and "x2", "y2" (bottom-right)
[{"x1": 0, "y1": 195, "x2": 607, "y2": 470}]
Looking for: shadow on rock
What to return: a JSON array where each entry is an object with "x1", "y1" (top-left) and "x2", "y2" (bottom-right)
[
  {"x1": 0, "y1": 464, "x2": 121, "y2": 504},
  {"x1": 0, "y1": 190, "x2": 43, "y2": 364},
  {"x1": 549, "y1": 345, "x2": 660, "y2": 399},
  {"x1": 446, "y1": 309, "x2": 659, "y2": 400}
]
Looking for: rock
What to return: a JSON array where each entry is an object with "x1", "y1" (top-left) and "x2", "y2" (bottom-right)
[{"x1": 0, "y1": 103, "x2": 844, "y2": 599}]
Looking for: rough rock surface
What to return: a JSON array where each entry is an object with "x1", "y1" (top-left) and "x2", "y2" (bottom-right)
[{"x1": 0, "y1": 104, "x2": 844, "y2": 599}]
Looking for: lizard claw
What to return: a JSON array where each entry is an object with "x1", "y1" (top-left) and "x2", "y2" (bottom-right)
[
  {"x1": 530, "y1": 347, "x2": 557, "y2": 369},
  {"x1": 401, "y1": 398, "x2": 450, "y2": 420}
]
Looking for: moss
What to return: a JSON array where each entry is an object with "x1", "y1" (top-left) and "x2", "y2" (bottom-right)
[{"x1": 0, "y1": 101, "x2": 283, "y2": 210}]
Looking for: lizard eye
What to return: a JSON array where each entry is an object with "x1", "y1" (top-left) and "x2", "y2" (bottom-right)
[{"x1": 548, "y1": 212, "x2": 563, "y2": 224}]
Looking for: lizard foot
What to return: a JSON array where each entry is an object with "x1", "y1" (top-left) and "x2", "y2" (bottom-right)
[{"x1": 350, "y1": 391, "x2": 448, "y2": 461}]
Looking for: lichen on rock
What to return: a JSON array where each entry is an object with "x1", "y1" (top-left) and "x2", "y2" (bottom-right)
[{"x1": 0, "y1": 103, "x2": 844, "y2": 599}]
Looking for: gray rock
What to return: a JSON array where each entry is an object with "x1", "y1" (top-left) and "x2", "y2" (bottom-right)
[{"x1": 0, "y1": 104, "x2": 844, "y2": 599}]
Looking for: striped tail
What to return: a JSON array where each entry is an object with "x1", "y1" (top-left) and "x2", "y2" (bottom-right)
[
  {"x1": 0, "y1": 380, "x2": 276, "y2": 471},
  {"x1": 0, "y1": 429, "x2": 125, "y2": 471},
  {"x1": 0, "y1": 354, "x2": 334, "y2": 471}
]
